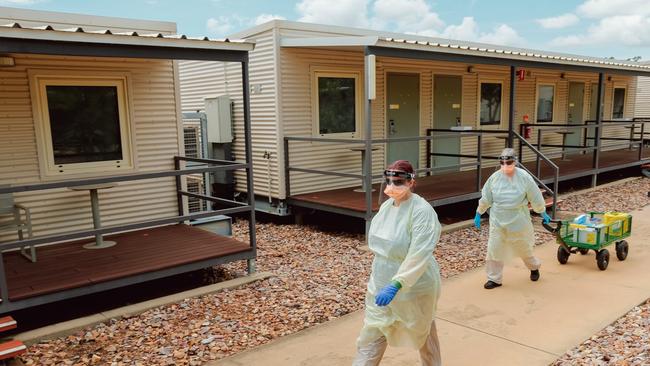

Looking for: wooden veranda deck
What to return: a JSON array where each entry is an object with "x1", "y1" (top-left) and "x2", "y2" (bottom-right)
[
  {"x1": 3, "y1": 224, "x2": 250, "y2": 301},
  {"x1": 289, "y1": 147, "x2": 650, "y2": 214}
]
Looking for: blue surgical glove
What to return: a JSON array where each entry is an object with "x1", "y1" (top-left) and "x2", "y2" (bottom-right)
[
  {"x1": 474, "y1": 212, "x2": 482, "y2": 229},
  {"x1": 375, "y1": 282, "x2": 400, "y2": 307},
  {"x1": 541, "y1": 211, "x2": 552, "y2": 224}
]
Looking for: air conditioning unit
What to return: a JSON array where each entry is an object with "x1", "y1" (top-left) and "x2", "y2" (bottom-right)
[
  {"x1": 183, "y1": 126, "x2": 201, "y2": 159},
  {"x1": 204, "y1": 95, "x2": 232, "y2": 143},
  {"x1": 186, "y1": 176, "x2": 206, "y2": 213}
]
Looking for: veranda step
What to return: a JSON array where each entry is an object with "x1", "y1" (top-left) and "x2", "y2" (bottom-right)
[
  {"x1": 0, "y1": 317, "x2": 17, "y2": 333},
  {"x1": 0, "y1": 340, "x2": 26, "y2": 360}
]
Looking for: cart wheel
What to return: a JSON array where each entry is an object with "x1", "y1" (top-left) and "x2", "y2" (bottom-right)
[
  {"x1": 557, "y1": 246, "x2": 570, "y2": 264},
  {"x1": 615, "y1": 240, "x2": 629, "y2": 261},
  {"x1": 578, "y1": 248, "x2": 589, "y2": 255},
  {"x1": 596, "y1": 249, "x2": 609, "y2": 271}
]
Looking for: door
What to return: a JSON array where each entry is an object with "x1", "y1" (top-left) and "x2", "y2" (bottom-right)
[
  {"x1": 387, "y1": 74, "x2": 420, "y2": 167},
  {"x1": 567, "y1": 82, "x2": 585, "y2": 154},
  {"x1": 433, "y1": 75, "x2": 462, "y2": 171}
]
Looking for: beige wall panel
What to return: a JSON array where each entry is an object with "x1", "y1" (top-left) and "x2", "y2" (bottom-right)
[{"x1": 0, "y1": 54, "x2": 180, "y2": 241}]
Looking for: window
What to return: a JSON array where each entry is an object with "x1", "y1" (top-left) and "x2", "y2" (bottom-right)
[
  {"x1": 536, "y1": 84, "x2": 555, "y2": 122},
  {"x1": 479, "y1": 82, "x2": 502, "y2": 125},
  {"x1": 314, "y1": 72, "x2": 360, "y2": 136},
  {"x1": 612, "y1": 87, "x2": 626, "y2": 119},
  {"x1": 31, "y1": 72, "x2": 134, "y2": 177}
]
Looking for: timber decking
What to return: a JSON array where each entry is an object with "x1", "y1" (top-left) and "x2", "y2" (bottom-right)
[
  {"x1": 290, "y1": 147, "x2": 650, "y2": 213},
  {"x1": 3, "y1": 224, "x2": 250, "y2": 301}
]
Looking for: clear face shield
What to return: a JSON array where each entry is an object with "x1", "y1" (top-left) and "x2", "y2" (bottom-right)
[
  {"x1": 498, "y1": 154, "x2": 518, "y2": 174},
  {"x1": 378, "y1": 170, "x2": 415, "y2": 205}
]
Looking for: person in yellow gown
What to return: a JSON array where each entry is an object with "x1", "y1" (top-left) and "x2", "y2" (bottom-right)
[
  {"x1": 475, "y1": 148, "x2": 551, "y2": 289},
  {"x1": 353, "y1": 160, "x2": 442, "y2": 366}
]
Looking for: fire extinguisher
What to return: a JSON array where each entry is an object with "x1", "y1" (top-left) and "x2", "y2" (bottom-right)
[{"x1": 523, "y1": 114, "x2": 532, "y2": 139}]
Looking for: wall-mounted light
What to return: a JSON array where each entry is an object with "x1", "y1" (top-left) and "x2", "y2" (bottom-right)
[
  {"x1": 607, "y1": 76, "x2": 612, "y2": 82},
  {"x1": 467, "y1": 66, "x2": 475, "y2": 73},
  {"x1": 0, "y1": 56, "x2": 15, "y2": 67},
  {"x1": 560, "y1": 73, "x2": 566, "y2": 79}
]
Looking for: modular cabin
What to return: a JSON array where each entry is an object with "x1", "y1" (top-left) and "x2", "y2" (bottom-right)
[
  {"x1": 0, "y1": 7, "x2": 257, "y2": 312},
  {"x1": 178, "y1": 20, "x2": 650, "y2": 227}
]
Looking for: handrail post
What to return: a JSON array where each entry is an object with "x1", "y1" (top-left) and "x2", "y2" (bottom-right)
[
  {"x1": 363, "y1": 48, "x2": 374, "y2": 239},
  {"x1": 640, "y1": 123, "x2": 646, "y2": 161},
  {"x1": 507, "y1": 65, "x2": 516, "y2": 148},
  {"x1": 284, "y1": 138, "x2": 291, "y2": 198},
  {"x1": 426, "y1": 130, "x2": 432, "y2": 177},
  {"x1": 518, "y1": 124, "x2": 524, "y2": 163},
  {"x1": 0, "y1": 253, "x2": 8, "y2": 310},
  {"x1": 592, "y1": 72, "x2": 604, "y2": 187},
  {"x1": 553, "y1": 170, "x2": 559, "y2": 219},
  {"x1": 476, "y1": 134, "x2": 482, "y2": 192},
  {"x1": 536, "y1": 129, "x2": 542, "y2": 178},
  {"x1": 174, "y1": 156, "x2": 184, "y2": 223},
  {"x1": 241, "y1": 59, "x2": 257, "y2": 274}
]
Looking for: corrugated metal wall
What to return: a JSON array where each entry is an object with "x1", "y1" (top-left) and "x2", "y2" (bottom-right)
[
  {"x1": 179, "y1": 23, "x2": 639, "y2": 201},
  {"x1": 178, "y1": 29, "x2": 279, "y2": 199},
  {"x1": 0, "y1": 54, "x2": 181, "y2": 241},
  {"x1": 280, "y1": 48, "x2": 637, "y2": 196},
  {"x1": 635, "y1": 76, "x2": 650, "y2": 118}
]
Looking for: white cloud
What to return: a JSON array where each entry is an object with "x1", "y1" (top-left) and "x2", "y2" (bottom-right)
[
  {"x1": 296, "y1": 0, "x2": 370, "y2": 28},
  {"x1": 206, "y1": 16, "x2": 235, "y2": 36},
  {"x1": 436, "y1": 17, "x2": 524, "y2": 46},
  {"x1": 536, "y1": 13, "x2": 580, "y2": 29},
  {"x1": 254, "y1": 14, "x2": 286, "y2": 25},
  {"x1": 551, "y1": 14, "x2": 650, "y2": 47},
  {"x1": 0, "y1": 0, "x2": 43, "y2": 4},
  {"x1": 371, "y1": 0, "x2": 443, "y2": 35},
  {"x1": 548, "y1": 0, "x2": 650, "y2": 49},
  {"x1": 577, "y1": 0, "x2": 650, "y2": 18}
]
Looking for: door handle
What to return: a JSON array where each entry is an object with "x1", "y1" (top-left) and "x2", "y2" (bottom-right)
[
  {"x1": 455, "y1": 117, "x2": 461, "y2": 126},
  {"x1": 389, "y1": 120, "x2": 396, "y2": 135}
]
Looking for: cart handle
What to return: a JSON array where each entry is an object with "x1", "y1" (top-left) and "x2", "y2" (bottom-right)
[{"x1": 542, "y1": 219, "x2": 562, "y2": 233}]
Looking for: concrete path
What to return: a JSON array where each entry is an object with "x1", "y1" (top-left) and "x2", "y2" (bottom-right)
[{"x1": 215, "y1": 206, "x2": 650, "y2": 366}]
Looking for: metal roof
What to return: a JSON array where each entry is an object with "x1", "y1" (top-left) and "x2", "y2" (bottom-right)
[
  {"x1": 377, "y1": 37, "x2": 650, "y2": 72},
  {"x1": 265, "y1": 20, "x2": 650, "y2": 74},
  {"x1": 0, "y1": 22, "x2": 255, "y2": 52}
]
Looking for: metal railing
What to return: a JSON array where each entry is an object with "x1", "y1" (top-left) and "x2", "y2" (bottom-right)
[
  {"x1": 0, "y1": 156, "x2": 256, "y2": 312},
  {"x1": 513, "y1": 131, "x2": 559, "y2": 217}
]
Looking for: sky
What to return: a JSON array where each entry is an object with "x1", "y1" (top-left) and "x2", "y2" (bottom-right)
[{"x1": 2, "y1": 0, "x2": 650, "y2": 61}]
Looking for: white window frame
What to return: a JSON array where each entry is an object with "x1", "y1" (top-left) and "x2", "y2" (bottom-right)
[
  {"x1": 535, "y1": 82, "x2": 557, "y2": 123},
  {"x1": 611, "y1": 85, "x2": 627, "y2": 120},
  {"x1": 311, "y1": 70, "x2": 363, "y2": 138},
  {"x1": 477, "y1": 80, "x2": 505, "y2": 128},
  {"x1": 29, "y1": 70, "x2": 135, "y2": 179}
]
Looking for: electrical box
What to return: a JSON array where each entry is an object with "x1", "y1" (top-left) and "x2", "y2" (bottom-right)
[{"x1": 204, "y1": 96, "x2": 232, "y2": 143}]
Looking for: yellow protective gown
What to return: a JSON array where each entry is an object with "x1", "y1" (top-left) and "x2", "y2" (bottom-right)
[
  {"x1": 358, "y1": 193, "x2": 442, "y2": 349},
  {"x1": 477, "y1": 167, "x2": 546, "y2": 261}
]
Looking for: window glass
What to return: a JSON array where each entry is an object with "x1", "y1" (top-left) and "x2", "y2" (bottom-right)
[
  {"x1": 318, "y1": 77, "x2": 356, "y2": 134},
  {"x1": 46, "y1": 85, "x2": 123, "y2": 164},
  {"x1": 480, "y1": 83, "x2": 502, "y2": 125},
  {"x1": 613, "y1": 88, "x2": 626, "y2": 119},
  {"x1": 537, "y1": 85, "x2": 555, "y2": 122}
]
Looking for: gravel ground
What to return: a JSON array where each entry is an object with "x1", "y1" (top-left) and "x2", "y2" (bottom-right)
[
  {"x1": 21, "y1": 219, "x2": 553, "y2": 365},
  {"x1": 558, "y1": 178, "x2": 650, "y2": 213},
  {"x1": 551, "y1": 299, "x2": 650, "y2": 366}
]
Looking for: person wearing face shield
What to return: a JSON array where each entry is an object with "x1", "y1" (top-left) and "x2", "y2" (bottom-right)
[
  {"x1": 474, "y1": 148, "x2": 551, "y2": 289},
  {"x1": 353, "y1": 160, "x2": 442, "y2": 366}
]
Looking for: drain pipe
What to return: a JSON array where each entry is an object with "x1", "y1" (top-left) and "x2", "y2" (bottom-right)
[{"x1": 264, "y1": 151, "x2": 272, "y2": 204}]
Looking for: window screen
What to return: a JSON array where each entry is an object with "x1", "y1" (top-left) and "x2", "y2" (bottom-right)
[
  {"x1": 318, "y1": 77, "x2": 356, "y2": 134},
  {"x1": 480, "y1": 83, "x2": 502, "y2": 125}
]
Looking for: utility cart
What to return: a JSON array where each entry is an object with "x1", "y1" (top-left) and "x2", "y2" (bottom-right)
[{"x1": 543, "y1": 212, "x2": 632, "y2": 271}]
